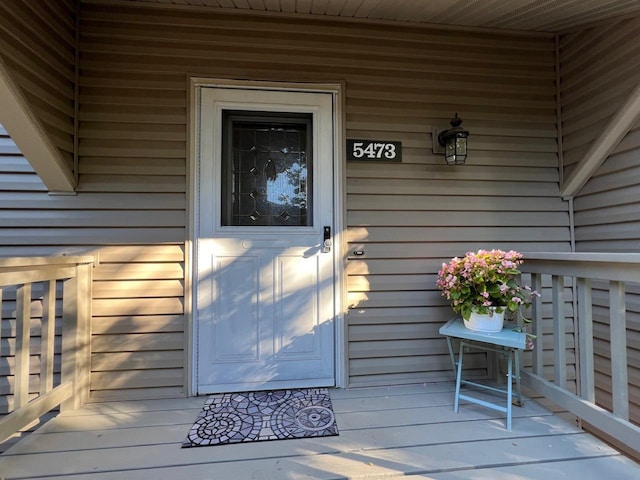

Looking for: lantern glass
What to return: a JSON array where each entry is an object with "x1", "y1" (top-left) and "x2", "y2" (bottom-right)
[
  {"x1": 435, "y1": 113, "x2": 469, "y2": 165},
  {"x1": 444, "y1": 133, "x2": 468, "y2": 165}
]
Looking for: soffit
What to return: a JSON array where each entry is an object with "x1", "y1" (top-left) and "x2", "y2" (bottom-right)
[{"x1": 103, "y1": 0, "x2": 640, "y2": 33}]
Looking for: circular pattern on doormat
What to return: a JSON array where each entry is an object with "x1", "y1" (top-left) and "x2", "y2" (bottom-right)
[
  {"x1": 295, "y1": 405, "x2": 336, "y2": 432},
  {"x1": 249, "y1": 389, "x2": 291, "y2": 405},
  {"x1": 270, "y1": 398, "x2": 337, "y2": 438},
  {"x1": 185, "y1": 409, "x2": 261, "y2": 446}
]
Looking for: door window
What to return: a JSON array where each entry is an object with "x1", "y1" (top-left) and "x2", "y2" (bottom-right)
[{"x1": 221, "y1": 111, "x2": 313, "y2": 227}]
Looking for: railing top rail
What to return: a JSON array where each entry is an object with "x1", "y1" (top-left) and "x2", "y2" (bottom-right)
[
  {"x1": 520, "y1": 252, "x2": 640, "y2": 283},
  {"x1": 521, "y1": 252, "x2": 640, "y2": 265},
  {"x1": 0, "y1": 256, "x2": 95, "y2": 269}
]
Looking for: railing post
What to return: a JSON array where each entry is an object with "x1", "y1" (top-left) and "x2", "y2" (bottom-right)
[
  {"x1": 60, "y1": 263, "x2": 92, "y2": 411},
  {"x1": 610, "y1": 280, "x2": 629, "y2": 421},
  {"x1": 552, "y1": 275, "x2": 566, "y2": 388},
  {"x1": 577, "y1": 277, "x2": 594, "y2": 402}
]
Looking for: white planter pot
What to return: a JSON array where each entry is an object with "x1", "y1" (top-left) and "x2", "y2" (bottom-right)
[{"x1": 463, "y1": 308, "x2": 505, "y2": 333}]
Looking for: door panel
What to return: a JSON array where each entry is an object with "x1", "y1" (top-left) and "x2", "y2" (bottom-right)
[
  {"x1": 275, "y1": 254, "x2": 319, "y2": 359},
  {"x1": 196, "y1": 87, "x2": 336, "y2": 393},
  {"x1": 212, "y1": 255, "x2": 260, "y2": 363}
]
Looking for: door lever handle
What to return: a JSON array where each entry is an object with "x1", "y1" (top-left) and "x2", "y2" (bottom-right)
[{"x1": 323, "y1": 226, "x2": 332, "y2": 253}]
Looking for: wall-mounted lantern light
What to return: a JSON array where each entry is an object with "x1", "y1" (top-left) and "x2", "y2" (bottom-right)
[{"x1": 432, "y1": 113, "x2": 469, "y2": 165}]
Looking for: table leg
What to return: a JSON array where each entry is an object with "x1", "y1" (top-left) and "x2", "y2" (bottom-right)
[
  {"x1": 446, "y1": 336, "x2": 456, "y2": 373},
  {"x1": 507, "y1": 349, "x2": 513, "y2": 431},
  {"x1": 454, "y1": 341, "x2": 465, "y2": 413},
  {"x1": 514, "y1": 349, "x2": 522, "y2": 406}
]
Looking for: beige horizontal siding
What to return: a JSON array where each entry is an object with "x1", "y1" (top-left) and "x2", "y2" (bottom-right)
[
  {"x1": 0, "y1": 192, "x2": 185, "y2": 210},
  {"x1": 0, "y1": 126, "x2": 46, "y2": 192},
  {"x1": 2, "y1": 117, "x2": 186, "y2": 403},
  {"x1": 2, "y1": 2, "x2": 572, "y2": 399},
  {"x1": 0, "y1": 0, "x2": 76, "y2": 171},
  {"x1": 88, "y1": 246, "x2": 186, "y2": 400},
  {"x1": 74, "y1": 3, "x2": 569, "y2": 390},
  {"x1": 572, "y1": 138, "x2": 640, "y2": 242},
  {"x1": 560, "y1": 16, "x2": 640, "y2": 177}
]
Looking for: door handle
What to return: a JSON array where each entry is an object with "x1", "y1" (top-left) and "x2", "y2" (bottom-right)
[{"x1": 323, "y1": 226, "x2": 332, "y2": 253}]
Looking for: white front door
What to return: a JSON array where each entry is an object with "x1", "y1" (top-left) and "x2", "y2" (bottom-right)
[{"x1": 195, "y1": 86, "x2": 336, "y2": 393}]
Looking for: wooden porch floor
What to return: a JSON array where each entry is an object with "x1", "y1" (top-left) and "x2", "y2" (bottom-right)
[{"x1": 1, "y1": 383, "x2": 639, "y2": 479}]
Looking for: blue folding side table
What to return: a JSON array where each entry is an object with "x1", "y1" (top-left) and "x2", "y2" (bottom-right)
[{"x1": 439, "y1": 317, "x2": 527, "y2": 430}]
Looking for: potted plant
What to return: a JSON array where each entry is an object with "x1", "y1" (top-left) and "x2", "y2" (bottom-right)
[{"x1": 437, "y1": 249, "x2": 539, "y2": 337}]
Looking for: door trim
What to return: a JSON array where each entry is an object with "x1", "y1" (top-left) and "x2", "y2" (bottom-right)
[{"x1": 187, "y1": 78, "x2": 346, "y2": 395}]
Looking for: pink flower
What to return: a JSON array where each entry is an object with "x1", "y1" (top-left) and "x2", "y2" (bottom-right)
[{"x1": 436, "y1": 249, "x2": 535, "y2": 324}]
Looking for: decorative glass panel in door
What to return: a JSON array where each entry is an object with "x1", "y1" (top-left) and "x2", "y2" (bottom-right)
[{"x1": 221, "y1": 112, "x2": 312, "y2": 227}]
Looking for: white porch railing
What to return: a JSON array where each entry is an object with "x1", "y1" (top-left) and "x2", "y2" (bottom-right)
[
  {"x1": 520, "y1": 252, "x2": 640, "y2": 457},
  {"x1": 0, "y1": 256, "x2": 93, "y2": 443}
]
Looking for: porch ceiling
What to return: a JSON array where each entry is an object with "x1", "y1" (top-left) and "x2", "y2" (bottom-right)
[{"x1": 110, "y1": 0, "x2": 640, "y2": 33}]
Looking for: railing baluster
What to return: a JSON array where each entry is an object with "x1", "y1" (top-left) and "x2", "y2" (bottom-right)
[
  {"x1": 610, "y1": 280, "x2": 629, "y2": 421},
  {"x1": 40, "y1": 279, "x2": 57, "y2": 394},
  {"x1": 14, "y1": 283, "x2": 32, "y2": 409},
  {"x1": 552, "y1": 275, "x2": 566, "y2": 388},
  {"x1": 577, "y1": 277, "x2": 594, "y2": 402},
  {"x1": 531, "y1": 273, "x2": 544, "y2": 376}
]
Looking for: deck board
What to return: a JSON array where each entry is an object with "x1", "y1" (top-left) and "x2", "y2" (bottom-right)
[{"x1": 1, "y1": 383, "x2": 639, "y2": 479}]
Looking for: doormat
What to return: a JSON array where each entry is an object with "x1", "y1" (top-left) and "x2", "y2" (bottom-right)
[{"x1": 182, "y1": 387, "x2": 339, "y2": 448}]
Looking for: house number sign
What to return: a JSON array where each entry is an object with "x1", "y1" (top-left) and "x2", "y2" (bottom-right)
[{"x1": 347, "y1": 139, "x2": 402, "y2": 162}]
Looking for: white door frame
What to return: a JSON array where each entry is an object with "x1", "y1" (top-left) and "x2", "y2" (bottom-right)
[{"x1": 187, "y1": 78, "x2": 346, "y2": 395}]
